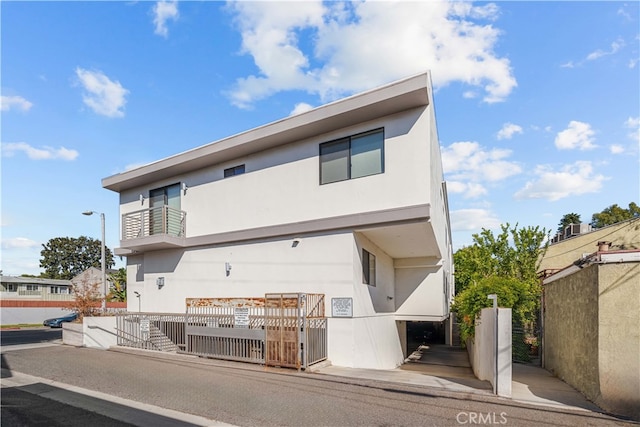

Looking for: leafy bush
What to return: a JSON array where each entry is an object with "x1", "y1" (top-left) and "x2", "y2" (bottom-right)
[
  {"x1": 451, "y1": 275, "x2": 539, "y2": 344},
  {"x1": 68, "y1": 279, "x2": 103, "y2": 321}
]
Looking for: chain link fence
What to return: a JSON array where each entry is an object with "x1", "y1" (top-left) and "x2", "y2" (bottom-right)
[{"x1": 512, "y1": 326, "x2": 540, "y2": 364}]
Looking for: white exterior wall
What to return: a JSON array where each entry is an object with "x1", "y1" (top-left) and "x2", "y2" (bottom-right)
[
  {"x1": 108, "y1": 73, "x2": 452, "y2": 369},
  {"x1": 119, "y1": 109, "x2": 430, "y2": 236},
  {"x1": 127, "y1": 232, "x2": 405, "y2": 368}
]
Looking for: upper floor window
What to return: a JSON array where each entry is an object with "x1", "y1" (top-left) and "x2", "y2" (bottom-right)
[
  {"x1": 362, "y1": 249, "x2": 376, "y2": 286},
  {"x1": 224, "y1": 164, "x2": 245, "y2": 178},
  {"x1": 149, "y1": 183, "x2": 181, "y2": 237},
  {"x1": 320, "y1": 128, "x2": 384, "y2": 185},
  {"x1": 5, "y1": 284, "x2": 17, "y2": 292},
  {"x1": 26, "y1": 284, "x2": 38, "y2": 291}
]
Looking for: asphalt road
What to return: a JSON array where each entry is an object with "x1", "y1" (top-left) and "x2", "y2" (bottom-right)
[
  {"x1": 1, "y1": 343, "x2": 631, "y2": 427},
  {"x1": 1, "y1": 328, "x2": 62, "y2": 346}
]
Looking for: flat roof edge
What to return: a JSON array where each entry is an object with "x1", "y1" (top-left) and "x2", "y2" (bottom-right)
[{"x1": 103, "y1": 72, "x2": 431, "y2": 192}]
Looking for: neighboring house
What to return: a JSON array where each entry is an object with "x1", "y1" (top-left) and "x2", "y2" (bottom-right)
[
  {"x1": 539, "y1": 218, "x2": 640, "y2": 421},
  {"x1": 539, "y1": 218, "x2": 640, "y2": 274},
  {"x1": 71, "y1": 267, "x2": 116, "y2": 298},
  {"x1": 0, "y1": 274, "x2": 73, "y2": 301},
  {"x1": 102, "y1": 72, "x2": 454, "y2": 369},
  {"x1": 0, "y1": 274, "x2": 74, "y2": 325}
]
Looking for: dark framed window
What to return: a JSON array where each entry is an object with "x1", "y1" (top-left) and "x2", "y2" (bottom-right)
[
  {"x1": 224, "y1": 164, "x2": 245, "y2": 178},
  {"x1": 362, "y1": 249, "x2": 376, "y2": 286},
  {"x1": 320, "y1": 128, "x2": 384, "y2": 184},
  {"x1": 149, "y1": 183, "x2": 181, "y2": 236}
]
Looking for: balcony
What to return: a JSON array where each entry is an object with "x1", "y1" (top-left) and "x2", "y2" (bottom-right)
[{"x1": 120, "y1": 206, "x2": 187, "y2": 253}]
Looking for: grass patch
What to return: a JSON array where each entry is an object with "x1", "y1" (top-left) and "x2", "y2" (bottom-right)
[{"x1": 1, "y1": 324, "x2": 43, "y2": 329}]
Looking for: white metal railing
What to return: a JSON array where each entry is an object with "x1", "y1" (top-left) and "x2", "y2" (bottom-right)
[{"x1": 122, "y1": 206, "x2": 186, "y2": 240}]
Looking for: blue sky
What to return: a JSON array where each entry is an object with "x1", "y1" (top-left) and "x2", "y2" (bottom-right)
[{"x1": 2, "y1": 1, "x2": 638, "y2": 276}]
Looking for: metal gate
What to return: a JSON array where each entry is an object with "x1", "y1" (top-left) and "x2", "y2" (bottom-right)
[{"x1": 182, "y1": 294, "x2": 327, "y2": 369}]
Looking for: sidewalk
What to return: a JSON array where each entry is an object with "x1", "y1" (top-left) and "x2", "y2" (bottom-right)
[{"x1": 309, "y1": 344, "x2": 604, "y2": 414}]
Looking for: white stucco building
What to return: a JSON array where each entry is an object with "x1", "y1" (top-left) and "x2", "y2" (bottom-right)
[{"x1": 103, "y1": 72, "x2": 453, "y2": 369}]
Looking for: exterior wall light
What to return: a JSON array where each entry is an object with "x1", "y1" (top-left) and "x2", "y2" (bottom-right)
[{"x1": 225, "y1": 262, "x2": 232, "y2": 276}]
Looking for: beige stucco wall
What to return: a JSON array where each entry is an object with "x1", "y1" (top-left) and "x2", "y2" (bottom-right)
[
  {"x1": 544, "y1": 262, "x2": 640, "y2": 420},
  {"x1": 539, "y1": 218, "x2": 640, "y2": 272},
  {"x1": 597, "y1": 263, "x2": 640, "y2": 420},
  {"x1": 544, "y1": 265, "x2": 600, "y2": 399}
]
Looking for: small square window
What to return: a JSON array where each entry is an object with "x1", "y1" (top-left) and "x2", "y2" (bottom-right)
[
  {"x1": 362, "y1": 249, "x2": 376, "y2": 286},
  {"x1": 224, "y1": 164, "x2": 246, "y2": 178}
]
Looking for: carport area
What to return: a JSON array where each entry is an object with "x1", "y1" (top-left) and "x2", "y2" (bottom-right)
[
  {"x1": 406, "y1": 320, "x2": 446, "y2": 348},
  {"x1": 402, "y1": 344, "x2": 492, "y2": 391}
]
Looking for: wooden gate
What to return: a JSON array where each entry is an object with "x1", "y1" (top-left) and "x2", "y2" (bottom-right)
[
  {"x1": 265, "y1": 293, "x2": 302, "y2": 369},
  {"x1": 264, "y1": 293, "x2": 327, "y2": 369}
]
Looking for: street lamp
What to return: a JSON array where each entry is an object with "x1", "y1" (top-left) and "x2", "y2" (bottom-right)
[
  {"x1": 134, "y1": 291, "x2": 141, "y2": 312},
  {"x1": 83, "y1": 210, "x2": 106, "y2": 311}
]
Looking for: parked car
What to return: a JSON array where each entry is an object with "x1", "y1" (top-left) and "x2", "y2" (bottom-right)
[{"x1": 43, "y1": 312, "x2": 78, "y2": 328}]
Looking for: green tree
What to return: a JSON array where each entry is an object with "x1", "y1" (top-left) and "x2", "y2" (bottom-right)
[
  {"x1": 40, "y1": 236, "x2": 114, "y2": 280},
  {"x1": 108, "y1": 268, "x2": 127, "y2": 302},
  {"x1": 451, "y1": 276, "x2": 533, "y2": 343},
  {"x1": 451, "y1": 223, "x2": 548, "y2": 342},
  {"x1": 453, "y1": 245, "x2": 488, "y2": 294},
  {"x1": 557, "y1": 213, "x2": 581, "y2": 233},
  {"x1": 591, "y1": 202, "x2": 640, "y2": 228}
]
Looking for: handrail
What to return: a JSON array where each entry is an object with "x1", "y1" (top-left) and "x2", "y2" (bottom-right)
[{"x1": 121, "y1": 206, "x2": 186, "y2": 240}]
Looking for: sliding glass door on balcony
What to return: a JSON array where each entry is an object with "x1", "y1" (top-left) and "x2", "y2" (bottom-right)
[{"x1": 150, "y1": 183, "x2": 181, "y2": 237}]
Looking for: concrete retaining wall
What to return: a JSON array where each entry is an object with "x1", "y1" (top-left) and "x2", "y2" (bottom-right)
[
  {"x1": 61, "y1": 317, "x2": 118, "y2": 350},
  {"x1": 468, "y1": 307, "x2": 512, "y2": 397},
  {"x1": 83, "y1": 317, "x2": 118, "y2": 349},
  {"x1": 2, "y1": 307, "x2": 73, "y2": 325}
]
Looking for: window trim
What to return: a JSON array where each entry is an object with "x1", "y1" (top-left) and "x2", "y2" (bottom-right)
[{"x1": 319, "y1": 128, "x2": 384, "y2": 185}]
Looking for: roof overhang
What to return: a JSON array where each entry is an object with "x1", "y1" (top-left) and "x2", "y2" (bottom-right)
[{"x1": 103, "y1": 72, "x2": 431, "y2": 193}]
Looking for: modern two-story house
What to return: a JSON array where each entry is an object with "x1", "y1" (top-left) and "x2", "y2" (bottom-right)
[{"x1": 102, "y1": 72, "x2": 453, "y2": 369}]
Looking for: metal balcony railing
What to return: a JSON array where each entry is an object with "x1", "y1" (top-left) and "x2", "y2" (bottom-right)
[{"x1": 122, "y1": 206, "x2": 186, "y2": 240}]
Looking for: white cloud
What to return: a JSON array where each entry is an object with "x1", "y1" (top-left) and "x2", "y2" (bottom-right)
[
  {"x1": 442, "y1": 141, "x2": 522, "y2": 182},
  {"x1": 586, "y1": 39, "x2": 624, "y2": 61},
  {"x1": 625, "y1": 116, "x2": 640, "y2": 143},
  {"x1": 75, "y1": 68, "x2": 129, "y2": 118},
  {"x1": 227, "y1": 0, "x2": 516, "y2": 108},
  {"x1": 1, "y1": 237, "x2": 40, "y2": 249},
  {"x1": 1, "y1": 95, "x2": 33, "y2": 112},
  {"x1": 496, "y1": 122, "x2": 523, "y2": 140},
  {"x1": 609, "y1": 144, "x2": 625, "y2": 154},
  {"x1": 450, "y1": 208, "x2": 501, "y2": 232},
  {"x1": 290, "y1": 102, "x2": 314, "y2": 116},
  {"x1": 514, "y1": 161, "x2": 608, "y2": 201},
  {"x1": 153, "y1": 1, "x2": 179, "y2": 38},
  {"x1": 563, "y1": 38, "x2": 625, "y2": 68},
  {"x1": 1, "y1": 142, "x2": 79, "y2": 161},
  {"x1": 446, "y1": 181, "x2": 488, "y2": 199},
  {"x1": 554, "y1": 121, "x2": 596, "y2": 150}
]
